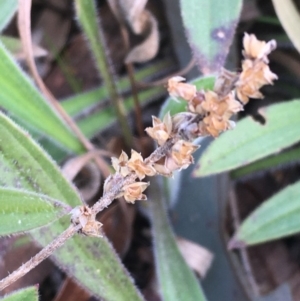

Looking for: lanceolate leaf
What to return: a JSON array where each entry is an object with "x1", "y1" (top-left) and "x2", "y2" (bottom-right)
[
  {"x1": 230, "y1": 181, "x2": 300, "y2": 247},
  {"x1": 272, "y1": 0, "x2": 300, "y2": 54},
  {"x1": 195, "y1": 100, "x2": 300, "y2": 177},
  {"x1": 160, "y1": 76, "x2": 215, "y2": 118},
  {"x1": 148, "y1": 179, "x2": 207, "y2": 301},
  {"x1": 0, "y1": 0, "x2": 18, "y2": 32},
  {"x1": 0, "y1": 188, "x2": 71, "y2": 236},
  {"x1": 0, "y1": 40, "x2": 83, "y2": 153},
  {"x1": 230, "y1": 146, "x2": 300, "y2": 179},
  {"x1": 1, "y1": 286, "x2": 38, "y2": 301},
  {"x1": 0, "y1": 112, "x2": 144, "y2": 301},
  {"x1": 180, "y1": 0, "x2": 242, "y2": 73}
]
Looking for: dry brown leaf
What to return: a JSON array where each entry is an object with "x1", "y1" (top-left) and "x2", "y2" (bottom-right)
[
  {"x1": 62, "y1": 150, "x2": 112, "y2": 202},
  {"x1": 125, "y1": 11, "x2": 159, "y2": 63},
  {"x1": 176, "y1": 237, "x2": 214, "y2": 278},
  {"x1": 107, "y1": 0, "x2": 148, "y2": 34}
]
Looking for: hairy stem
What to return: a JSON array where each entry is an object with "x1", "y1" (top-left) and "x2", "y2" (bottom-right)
[
  {"x1": 75, "y1": 0, "x2": 133, "y2": 146},
  {"x1": 0, "y1": 225, "x2": 80, "y2": 291}
]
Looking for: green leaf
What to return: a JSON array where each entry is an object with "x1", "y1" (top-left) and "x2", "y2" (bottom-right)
[
  {"x1": 0, "y1": 40, "x2": 83, "y2": 154},
  {"x1": 1, "y1": 286, "x2": 39, "y2": 301},
  {"x1": 0, "y1": 0, "x2": 18, "y2": 32},
  {"x1": 0, "y1": 113, "x2": 143, "y2": 300},
  {"x1": 159, "y1": 76, "x2": 215, "y2": 118},
  {"x1": 75, "y1": 0, "x2": 132, "y2": 145},
  {"x1": 229, "y1": 181, "x2": 300, "y2": 247},
  {"x1": 231, "y1": 146, "x2": 300, "y2": 179},
  {"x1": 61, "y1": 59, "x2": 172, "y2": 117},
  {"x1": 78, "y1": 87, "x2": 164, "y2": 138},
  {"x1": 195, "y1": 100, "x2": 300, "y2": 177},
  {"x1": 0, "y1": 188, "x2": 71, "y2": 236},
  {"x1": 272, "y1": 0, "x2": 300, "y2": 54},
  {"x1": 148, "y1": 179, "x2": 207, "y2": 301},
  {"x1": 180, "y1": 0, "x2": 242, "y2": 73}
]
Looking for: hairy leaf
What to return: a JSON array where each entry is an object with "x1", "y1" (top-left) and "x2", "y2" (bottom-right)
[
  {"x1": 230, "y1": 181, "x2": 300, "y2": 247},
  {"x1": 180, "y1": 0, "x2": 242, "y2": 73},
  {"x1": 148, "y1": 179, "x2": 207, "y2": 301},
  {"x1": 0, "y1": 0, "x2": 18, "y2": 32},
  {"x1": 0, "y1": 188, "x2": 71, "y2": 236},
  {"x1": 0, "y1": 40, "x2": 83, "y2": 153},
  {"x1": 1, "y1": 286, "x2": 38, "y2": 301},
  {"x1": 231, "y1": 146, "x2": 300, "y2": 179},
  {"x1": 0, "y1": 108, "x2": 143, "y2": 300},
  {"x1": 195, "y1": 100, "x2": 300, "y2": 177}
]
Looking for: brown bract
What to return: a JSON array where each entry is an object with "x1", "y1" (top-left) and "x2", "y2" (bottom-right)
[
  {"x1": 127, "y1": 150, "x2": 156, "y2": 179},
  {"x1": 166, "y1": 140, "x2": 199, "y2": 171},
  {"x1": 145, "y1": 112, "x2": 172, "y2": 146},
  {"x1": 122, "y1": 182, "x2": 149, "y2": 204},
  {"x1": 235, "y1": 33, "x2": 277, "y2": 104},
  {"x1": 168, "y1": 76, "x2": 197, "y2": 101},
  {"x1": 111, "y1": 151, "x2": 130, "y2": 177}
]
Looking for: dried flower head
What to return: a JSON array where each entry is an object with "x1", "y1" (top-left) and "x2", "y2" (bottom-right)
[
  {"x1": 168, "y1": 76, "x2": 197, "y2": 101},
  {"x1": 127, "y1": 150, "x2": 156, "y2": 179},
  {"x1": 145, "y1": 112, "x2": 173, "y2": 145},
  {"x1": 70, "y1": 206, "x2": 103, "y2": 237},
  {"x1": 165, "y1": 140, "x2": 199, "y2": 171},
  {"x1": 111, "y1": 151, "x2": 130, "y2": 177},
  {"x1": 242, "y1": 33, "x2": 276, "y2": 61},
  {"x1": 122, "y1": 182, "x2": 149, "y2": 204},
  {"x1": 236, "y1": 33, "x2": 277, "y2": 104}
]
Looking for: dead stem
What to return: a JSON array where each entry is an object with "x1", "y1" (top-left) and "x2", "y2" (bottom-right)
[
  {"x1": 120, "y1": 26, "x2": 145, "y2": 141},
  {"x1": 18, "y1": 0, "x2": 111, "y2": 177}
]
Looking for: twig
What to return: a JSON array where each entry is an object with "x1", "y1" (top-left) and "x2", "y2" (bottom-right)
[
  {"x1": 0, "y1": 136, "x2": 178, "y2": 291},
  {"x1": 0, "y1": 224, "x2": 80, "y2": 291},
  {"x1": 120, "y1": 26, "x2": 145, "y2": 140},
  {"x1": 229, "y1": 187, "x2": 259, "y2": 296}
]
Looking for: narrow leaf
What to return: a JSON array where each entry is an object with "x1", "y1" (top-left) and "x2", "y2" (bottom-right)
[
  {"x1": 0, "y1": 0, "x2": 18, "y2": 32},
  {"x1": 272, "y1": 0, "x2": 300, "y2": 54},
  {"x1": 231, "y1": 146, "x2": 300, "y2": 179},
  {"x1": 180, "y1": 0, "x2": 242, "y2": 73},
  {"x1": 0, "y1": 40, "x2": 83, "y2": 153},
  {"x1": 0, "y1": 113, "x2": 143, "y2": 300},
  {"x1": 0, "y1": 188, "x2": 71, "y2": 236},
  {"x1": 230, "y1": 181, "x2": 300, "y2": 247},
  {"x1": 1, "y1": 286, "x2": 38, "y2": 301},
  {"x1": 148, "y1": 179, "x2": 207, "y2": 301},
  {"x1": 75, "y1": 0, "x2": 132, "y2": 145},
  {"x1": 159, "y1": 76, "x2": 215, "y2": 118},
  {"x1": 78, "y1": 87, "x2": 164, "y2": 138},
  {"x1": 0, "y1": 35, "x2": 47, "y2": 60},
  {"x1": 195, "y1": 100, "x2": 300, "y2": 177},
  {"x1": 61, "y1": 59, "x2": 172, "y2": 117}
]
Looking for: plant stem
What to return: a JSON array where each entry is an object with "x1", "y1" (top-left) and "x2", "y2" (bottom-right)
[
  {"x1": 75, "y1": 0, "x2": 133, "y2": 147},
  {"x1": 0, "y1": 225, "x2": 80, "y2": 291}
]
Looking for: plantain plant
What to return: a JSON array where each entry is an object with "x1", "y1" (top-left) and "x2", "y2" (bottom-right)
[{"x1": 0, "y1": 0, "x2": 286, "y2": 301}]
